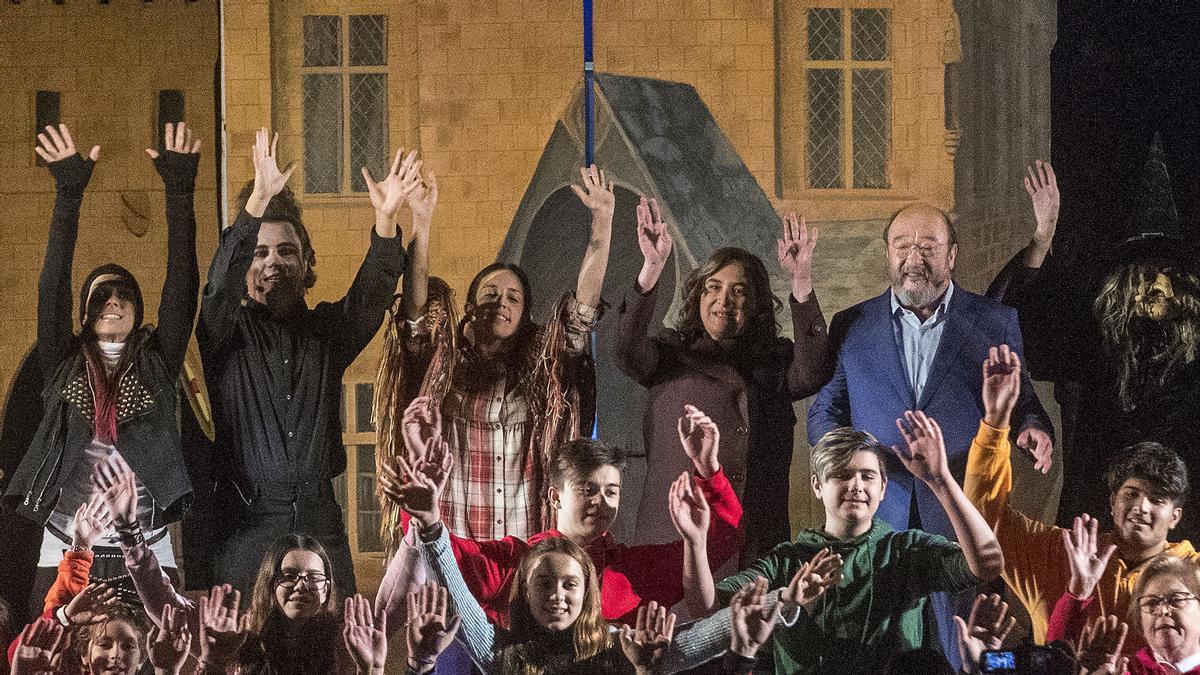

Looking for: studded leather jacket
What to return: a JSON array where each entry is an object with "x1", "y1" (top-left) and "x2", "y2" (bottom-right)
[{"x1": 1, "y1": 152, "x2": 198, "y2": 527}]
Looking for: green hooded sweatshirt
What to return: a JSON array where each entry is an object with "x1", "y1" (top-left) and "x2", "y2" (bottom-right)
[{"x1": 714, "y1": 518, "x2": 980, "y2": 673}]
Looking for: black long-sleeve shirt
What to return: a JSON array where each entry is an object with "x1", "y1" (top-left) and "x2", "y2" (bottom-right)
[{"x1": 197, "y1": 211, "x2": 405, "y2": 493}]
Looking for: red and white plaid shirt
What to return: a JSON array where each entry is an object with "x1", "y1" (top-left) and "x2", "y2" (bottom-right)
[{"x1": 434, "y1": 299, "x2": 597, "y2": 541}]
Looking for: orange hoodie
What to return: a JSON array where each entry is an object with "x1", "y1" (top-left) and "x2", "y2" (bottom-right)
[{"x1": 963, "y1": 420, "x2": 1199, "y2": 646}]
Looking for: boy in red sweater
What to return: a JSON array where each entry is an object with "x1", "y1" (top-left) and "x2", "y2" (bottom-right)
[{"x1": 377, "y1": 399, "x2": 743, "y2": 630}]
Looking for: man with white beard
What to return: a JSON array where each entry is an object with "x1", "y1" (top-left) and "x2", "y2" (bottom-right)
[{"x1": 807, "y1": 202, "x2": 1053, "y2": 668}]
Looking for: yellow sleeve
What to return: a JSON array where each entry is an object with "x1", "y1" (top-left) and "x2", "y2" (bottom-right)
[{"x1": 963, "y1": 419, "x2": 1068, "y2": 642}]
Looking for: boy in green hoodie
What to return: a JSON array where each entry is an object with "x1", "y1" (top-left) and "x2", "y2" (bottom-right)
[{"x1": 689, "y1": 411, "x2": 1005, "y2": 673}]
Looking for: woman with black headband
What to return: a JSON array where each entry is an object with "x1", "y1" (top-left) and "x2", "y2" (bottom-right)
[{"x1": 1, "y1": 122, "x2": 200, "y2": 608}]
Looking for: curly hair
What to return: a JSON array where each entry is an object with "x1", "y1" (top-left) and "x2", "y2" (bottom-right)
[
  {"x1": 500, "y1": 537, "x2": 610, "y2": 674},
  {"x1": 1095, "y1": 260, "x2": 1200, "y2": 412},
  {"x1": 1105, "y1": 441, "x2": 1189, "y2": 506},
  {"x1": 675, "y1": 247, "x2": 780, "y2": 343},
  {"x1": 236, "y1": 180, "x2": 318, "y2": 289},
  {"x1": 72, "y1": 602, "x2": 151, "y2": 670}
]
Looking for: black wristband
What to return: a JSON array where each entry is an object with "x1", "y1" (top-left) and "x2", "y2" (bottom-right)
[
  {"x1": 115, "y1": 520, "x2": 144, "y2": 548},
  {"x1": 722, "y1": 650, "x2": 758, "y2": 673},
  {"x1": 418, "y1": 521, "x2": 443, "y2": 543}
]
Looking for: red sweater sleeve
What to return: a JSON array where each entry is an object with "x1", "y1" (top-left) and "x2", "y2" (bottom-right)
[
  {"x1": 696, "y1": 469, "x2": 744, "y2": 570},
  {"x1": 44, "y1": 550, "x2": 93, "y2": 614},
  {"x1": 449, "y1": 533, "x2": 530, "y2": 625},
  {"x1": 1046, "y1": 592, "x2": 1094, "y2": 644},
  {"x1": 608, "y1": 469, "x2": 745, "y2": 622}
]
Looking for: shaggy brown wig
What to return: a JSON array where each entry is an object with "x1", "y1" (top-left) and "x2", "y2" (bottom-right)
[{"x1": 1095, "y1": 260, "x2": 1200, "y2": 412}]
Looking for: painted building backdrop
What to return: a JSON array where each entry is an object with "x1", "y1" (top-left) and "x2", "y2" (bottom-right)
[{"x1": 0, "y1": 0, "x2": 1058, "y2": 597}]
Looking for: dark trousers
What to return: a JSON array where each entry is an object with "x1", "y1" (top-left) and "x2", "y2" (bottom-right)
[
  {"x1": 212, "y1": 480, "x2": 357, "y2": 599},
  {"x1": 31, "y1": 544, "x2": 179, "y2": 612}
]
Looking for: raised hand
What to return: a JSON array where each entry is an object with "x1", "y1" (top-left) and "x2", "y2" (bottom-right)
[
  {"x1": 981, "y1": 345, "x2": 1021, "y2": 430},
  {"x1": 571, "y1": 165, "x2": 616, "y2": 223},
  {"x1": 93, "y1": 454, "x2": 138, "y2": 527},
  {"x1": 65, "y1": 582, "x2": 118, "y2": 626},
  {"x1": 777, "y1": 212, "x2": 818, "y2": 299},
  {"x1": 1024, "y1": 160, "x2": 1059, "y2": 249},
  {"x1": 1063, "y1": 514, "x2": 1117, "y2": 600},
  {"x1": 35, "y1": 123, "x2": 100, "y2": 164},
  {"x1": 406, "y1": 169, "x2": 439, "y2": 236},
  {"x1": 380, "y1": 437, "x2": 453, "y2": 528},
  {"x1": 668, "y1": 472, "x2": 711, "y2": 544},
  {"x1": 893, "y1": 411, "x2": 951, "y2": 487},
  {"x1": 147, "y1": 121, "x2": 201, "y2": 192},
  {"x1": 401, "y1": 396, "x2": 442, "y2": 465},
  {"x1": 147, "y1": 604, "x2": 192, "y2": 675},
  {"x1": 198, "y1": 584, "x2": 246, "y2": 670},
  {"x1": 635, "y1": 197, "x2": 672, "y2": 290},
  {"x1": 247, "y1": 128, "x2": 295, "y2": 216},
  {"x1": 1017, "y1": 425, "x2": 1054, "y2": 476},
  {"x1": 36, "y1": 124, "x2": 99, "y2": 193},
  {"x1": 676, "y1": 405, "x2": 720, "y2": 477},
  {"x1": 343, "y1": 595, "x2": 387, "y2": 675},
  {"x1": 618, "y1": 601, "x2": 676, "y2": 673},
  {"x1": 71, "y1": 494, "x2": 112, "y2": 551},
  {"x1": 782, "y1": 548, "x2": 843, "y2": 615},
  {"x1": 729, "y1": 577, "x2": 779, "y2": 659},
  {"x1": 406, "y1": 582, "x2": 461, "y2": 670},
  {"x1": 1078, "y1": 614, "x2": 1128, "y2": 675},
  {"x1": 363, "y1": 148, "x2": 423, "y2": 227},
  {"x1": 953, "y1": 593, "x2": 1018, "y2": 672},
  {"x1": 11, "y1": 618, "x2": 63, "y2": 675}
]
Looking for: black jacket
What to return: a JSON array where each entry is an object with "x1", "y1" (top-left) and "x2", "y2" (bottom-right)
[{"x1": 1, "y1": 153, "x2": 199, "y2": 527}]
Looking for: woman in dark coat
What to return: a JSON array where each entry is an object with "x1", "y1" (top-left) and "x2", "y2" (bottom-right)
[
  {"x1": 1, "y1": 122, "x2": 200, "y2": 606},
  {"x1": 615, "y1": 199, "x2": 831, "y2": 561}
]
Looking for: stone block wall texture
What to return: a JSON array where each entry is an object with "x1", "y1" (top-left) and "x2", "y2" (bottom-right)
[
  {"x1": 0, "y1": 0, "x2": 220, "y2": 403},
  {"x1": 0, "y1": 0, "x2": 1054, "y2": 545}
]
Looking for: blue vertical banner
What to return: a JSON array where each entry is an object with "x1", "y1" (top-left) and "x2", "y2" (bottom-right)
[
  {"x1": 583, "y1": 0, "x2": 599, "y2": 438},
  {"x1": 583, "y1": 0, "x2": 595, "y2": 166}
]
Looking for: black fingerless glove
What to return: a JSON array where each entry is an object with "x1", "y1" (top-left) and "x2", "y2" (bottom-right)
[
  {"x1": 152, "y1": 150, "x2": 200, "y2": 195},
  {"x1": 47, "y1": 154, "x2": 96, "y2": 198}
]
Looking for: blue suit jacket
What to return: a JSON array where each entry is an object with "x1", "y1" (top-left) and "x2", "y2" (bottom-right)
[{"x1": 807, "y1": 286, "x2": 1052, "y2": 538}]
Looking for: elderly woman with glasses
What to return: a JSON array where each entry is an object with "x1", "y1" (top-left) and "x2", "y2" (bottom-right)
[{"x1": 1123, "y1": 556, "x2": 1200, "y2": 674}]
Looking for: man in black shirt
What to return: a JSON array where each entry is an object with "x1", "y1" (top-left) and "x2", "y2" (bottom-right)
[{"x1": 199, "y1": 128, "x2": 419, "y2": 596}]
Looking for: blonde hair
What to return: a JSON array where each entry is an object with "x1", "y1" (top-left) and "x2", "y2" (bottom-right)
[
  {"x1": 499, "y1": 537, "x2": 610, "y2": 674},
  {"x1": 811, "y1": 427, "x2": 889, "y2": 484}
]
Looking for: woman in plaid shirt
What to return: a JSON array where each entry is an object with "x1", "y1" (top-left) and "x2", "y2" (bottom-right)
[{"x1": 377, "y1": 163, "x2": 615, "y2": 544}]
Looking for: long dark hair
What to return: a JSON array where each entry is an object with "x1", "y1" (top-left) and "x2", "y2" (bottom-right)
[
  {"x1": 675, "y1": 247, "x2": 780, "y2": 343},
  {"x1": 460, "y1": 262, "x2": 540, "y2": 368},
  {"x1": 499, "y1": 537, "x2": 610, "y2": 674},
  {"x1": 239, "y1": 534, "x2": 341, "y2": 674}
]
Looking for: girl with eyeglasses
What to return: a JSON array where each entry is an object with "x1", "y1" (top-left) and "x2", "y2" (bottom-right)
[{"x1": 93, "y1": 456, "x2": 388, "y2": 674}]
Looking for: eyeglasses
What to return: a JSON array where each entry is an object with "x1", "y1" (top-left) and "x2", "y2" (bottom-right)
[
  {"x1": 889, "y1": 242, "x2": 949, "y2": 259},
  {"x1": 1137, "y1": 592, "x2": 1199, "y2": 613},
  {"x1": 277, "y1": 571, "x2": 330, "y2": 589}
]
